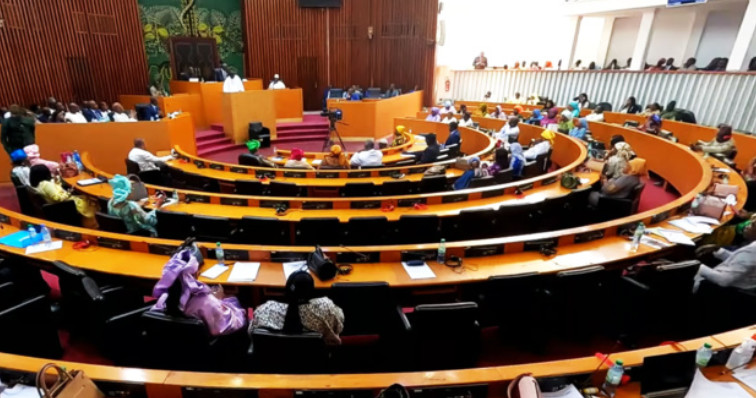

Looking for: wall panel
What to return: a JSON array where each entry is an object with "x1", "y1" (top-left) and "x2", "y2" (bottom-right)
[{"x1": 0, "y1": 0, "x2": 148, "y2": 107}]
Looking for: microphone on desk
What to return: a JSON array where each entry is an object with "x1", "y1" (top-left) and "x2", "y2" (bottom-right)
[{"x1": 338, "y1": 245, "x2": 370, "y2": 262}]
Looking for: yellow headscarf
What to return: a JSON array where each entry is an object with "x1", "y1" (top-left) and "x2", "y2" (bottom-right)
[
  {"x1": 541, "y1": 130, "x2": 556, "y2": 145},
  {"x1": 479, "y1": 104, "x2": 488, "y2": 115},
  {"x1": 395, "y1": 125, "x2": 405, "y2": 136},
  {"x1": 330, "y1": 145, "x2": 342, "y2": 155},
  {"x1": 626, "y1": 158, "x2": 647, "y2": 176}
]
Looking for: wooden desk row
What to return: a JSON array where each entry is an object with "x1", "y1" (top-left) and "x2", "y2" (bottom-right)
[
  {"x1": 1, "y1": 324, "x2": 755, "y2": 397},
  {"x1": 272, "y1": 130, "x2": 419, "y2": 160}
]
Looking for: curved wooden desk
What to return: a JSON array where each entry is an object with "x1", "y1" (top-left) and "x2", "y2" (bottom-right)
[
  {"x1": 1, "y1": 325, "x2": 754, "y2": 396},
  {"x1": 272, "y1": 130, "x2": 420, "y2": 161}
]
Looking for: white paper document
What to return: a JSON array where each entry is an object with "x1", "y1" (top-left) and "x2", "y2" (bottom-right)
[
  {"x1": 669, "y1": 219, "x2": 713, "y2": 235},
  {"x1": 200, "y1": 264, "x2": 229, "y2": 280},
  {"x1": 685, "y1": 368, "x2": 751, "y2": 398},
  {"x1": 640, "y1": 235, "x2": 672, "y2": 249},
  {"x1": 311, "y1": 159, "x2": 322, "y2": 166},
  {"x1": 227, "y1": 262, "x2": 261, "y2": 282},
  {"x1": 1, "y1": 384, "x2": 40, "y2": 398},
  {"x1": 685, "y1": 216, "x2": 721, "y2": 226},
  {"x1": 401, "y1": 262, "x2": 436, "y2": 280},
  {"x1": 283, "y1": 261, "x2": 308, "y2": 280},
  {"x1": 733, "y1": 366, "x2": 756, "y2": 392},
  {"x1": 542, "y1": 385, "x2": 583, "y2": 398},
  {"x1": 553, "y1": 251, "x2": 606, "y2": 268},
  {"x1": 649, "y1": 228, "x2": 696, "y2": 246},
  {"x1": 25, "y1": 240, "x2": 63, "y2": 255}
]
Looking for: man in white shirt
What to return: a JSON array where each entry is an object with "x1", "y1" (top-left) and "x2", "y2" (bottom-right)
[
  {"x1": 223, "y1": 68, "x2": 245, "y2": 93},
  {"x1": 350, "y1": 140, "x2": 383, "y2": 167},
  {"x1": 441, "y1": 112, "x2": 457, "y2": 124},
  {"x1": 111, "y1": 103, "x2": 137, "y2": 122},
  {"x1": 496, "y1": 117, "x2": 520, "y2": 143},
  {"x1": 696, "y1": 222, "x2": 756, "y2": 291},
  {"x1": 128, "y1": 138, "x2": 173, "y2": 172},
  {"x1": 64, "y1": 103, "x2": 88, "y2": 123},
  {"x1": 268, "y1": 74, "x2": 286, "y2": 90},
  {"x1": 585, "y1": 106, "x2": 605, "y2": 122},
  {"x1": 458, "y1": 112, "x2": 474, "y2": 128}
]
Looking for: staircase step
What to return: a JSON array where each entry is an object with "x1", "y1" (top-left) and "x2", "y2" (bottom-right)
[
  {"x1": 197, "y1": 137, "x2": 234, "y2": 150},
  {"x1": 277, "y1": 121, "x2": 329, "y2": 130},
  {"x1": 196, "y1": 130, "x2": 226, "y2": 140},
  {"x1": 276, "y1": 128, "x2": 329, "y2": 137},
  {"x1": 272, "y1": 134, "x2": 330, "y2": 144},
  {"x1": 210, "y1": 123, "x2": 225, "y2": 132},
  {"x1": 198, "y1": 143, "x2": 243, "y2": 157}
]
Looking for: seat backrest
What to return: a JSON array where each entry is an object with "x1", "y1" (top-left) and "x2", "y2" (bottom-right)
[
  {"x1": 238, "y1": 153, "x2": 263, "y2": 167},
  {"x1": 156, "y1": 210, "x2": 194, "y2": 239},
  {"x1": 397, "y1": 215, "x2": 440, "y2": 244},
  {"x1": 382, "y1": 180, "x2": 413, "y2": 195},
  {"x1": 251, "y1": 328, "x2": 328, "y2": 373},
  {"x1": 192, "y1": 215, "x2": 233, "y2": 242},
  {"x1": 494, "y1": 168, "x2": 514, "y2": 184},
  {"x1": 43, "y1": 200, "x2": 81, "y2": 227},
  {"x1": 554, "y1": 266, "x2": 606, "y2": 293},
  {"x1": 650, "y1": 260, "x2": 701, "y2": 293},
  {"x1": 412, "y1": 302, "x2": 478, "y2": 334},
  {"x1": 16, "y1": 186, "x2": 41, "y2": 217},
  {"x1": 125, "y1": 158, "x2": 140, "y2": 175},
  {"x1": 238, "y1": 216, "x2": 291, "y2": 245},
  {"x1": 469, "y1": 176, "x2": 495, "y2": 188},
  {"x1": 235, "y1": 179, "x2": 263, "y2": 195},
  {"x1": 295, "y1": 217, "x2": 342, "y2": 246},
  {"x1": 522, "y1": 161, "x2": 541, "y2": 178},
  {"x1": 365, "y1": 88, "x2": 382, "y2": 98},
  {"x1": 329, "y1": 282, "x2": 394, "y2": 335},
  {"x1": 138, "y1": 169, "x2": 163, "y2": 185},
  {"x1": 141, "y1": 311, "x2": 211, "y2": 353},
  {"x1": 95, "y1": 212, "x2": 128, "y2": 234},
  {"x1": 596, "y1": 102, "x2": 613, "y2": 112},
  {"x1": 269, "y1": 181, "x2": 302, "y2": 197},
  {"x1": 630, "y1": 183, "x2": 646, "y2": 213},
  {"x1": 341, "y1": 182, "x2": 378, "y2": 197},
  {"x1": 328, "y1": 88, "x2": 344, "y2": 99},
  {"x1": 419, "y1": 175, "x2": 448, "y2": 193},
  {"x1": 345, "y1": 217, "x2": 389, "y2": 245}
]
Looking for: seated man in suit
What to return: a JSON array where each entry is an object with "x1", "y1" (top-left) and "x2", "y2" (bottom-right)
[
  {"x1": 144, "y1": 97, "x2": 162, "y2": 121},
  {"x1": 445, "y1": 121, "x2": 461, "y2": 147},
  {"x1": 214, "y1": 62, "x2": 229, "y2": 82}
]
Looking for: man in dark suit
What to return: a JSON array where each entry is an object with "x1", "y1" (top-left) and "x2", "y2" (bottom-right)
[
  {"x1": 144, "y1": 97, "x2": 162, "y2": 121},
  {"x1": 214, "y1": 62, "x2": 229, "y2": 82}
]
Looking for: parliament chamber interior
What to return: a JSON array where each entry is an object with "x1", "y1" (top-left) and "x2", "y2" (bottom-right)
[{"x1": 3, "y1": 0, "x2": 756, "y2": 397}]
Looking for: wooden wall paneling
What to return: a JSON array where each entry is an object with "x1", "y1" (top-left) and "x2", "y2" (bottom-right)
[
  {"x1": 244, "y1": 0, "x2": 327, "y2": 111},
  {"x1": 0, "y1": 0, "x2": 147, "y2": 108},
  {"x1": 328, "y1": 0, "x2": 372, "y2": 90}
]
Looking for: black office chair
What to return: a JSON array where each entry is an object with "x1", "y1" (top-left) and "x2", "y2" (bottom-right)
[
  {"x1": 479, "y1": 273, "x2": 549, "y2": 345},
  {"x1": 95, "y1": 212, "x2": 128, "y2": 234},
  {"x1": 43, "y1": 200, "x2": 81, "y2": 227},
  {"x1": 248, "y1": 329, "x2": 328, "y2": 373},
  {"x1": 344, "y1": 217, "x2": 389, "y2": 245},
  {"x1": 595, "y1": 183, "x2": 645, "y2": 222},
  {"x1": 125, "y1": 158, "x2": 140, "y2": 175},
  {"x1": 409, "y1": 302, "x2": 481, "y2": 370},
  {"x1": 15, "y1": 185, "x2": 42, "y2": 217},
  {"x1": 596, "y1": 102, "x2": 613, "y2": 112},
  {"x1": 268, "y1": 181, "x2": 303, "y2": 197},
  {"x1": 101, "y1": 303, "x2": 155, "y2": 366},
  {"x1": 192, "y1": 215, "x2": 236, "y2": 243},
  {"x1": 382, "y1": 180, "x2": 414, "y2": 196},
  {"x1": 522, "y1": 161, "x2": 541, "y2": 179},
  {"x1": 295, "y1": 217, "x2": 343, "y2": 246},
  {"x1": 341, "y1": 183, "x2": 378, "y2": 197},
  {"x1": 138, "y1": 169, "x2": 164, "y2": 185},
  {"x1": 536, "y1": 194, "x2": 571, "y2": 232},
  {"x1": 395, "y1": 215, "x2": 441, "y2": 244},
  {"x1": 695, "y1": 280, "x2": 756, "y2": 335},
  {"x1": 236, "y1": 216, "x2": 292, "y2": 245},
  {"x1": 442, "y1": 208, "x2": 498, "y2": 241},
  {"x1": 238, "y1": 153, "x2": 263, "y2": 167},
  {"x1": 446, "y1": 144, "x2": 461, "y2": 158},
  {"x1": 142, "y1": 310, "x2": 248, "y2": 371},
  {"x1": 364, "y1": 88, "x2": 382, "y2": 99},
  {"x1": 156, "y1": 210, "x2": 194, "y2": 239},
  {"x1": 548, "y1": 266, "x2": 608, "y2": 340},
  {"x1": 419, "y1": 175, "x2": 448, "y2": 193},
  {"x1": 619, "y1": 261, "x2": 700, "y2": 340},
  {"x1": 495, "y1": 202, "x2": 538, "y2": 236},
  {"x1": 235, "y1": 180, "x2": 264, "y2": 196},
  {"x1": 0, "y1": 293, "x2": 62, "y2": 358},
  {"x1": 167, "y1": 167, "x2": 187, "y2": 189},
  {"x1": 562, "y1": 185, "x2": 593, "y2": 228},
  {"x1": 493, "y1": 168, "x2": 514, "y2": 184},
  {"x1": 746, "y1": 180, "x2": 756, "y2": 211},
  {"x1": 185, "y1": 173, "x2": 220, "y2": 193},
  {"x1": 468, "y1": 176, "x2": 495, "y2": 188}
]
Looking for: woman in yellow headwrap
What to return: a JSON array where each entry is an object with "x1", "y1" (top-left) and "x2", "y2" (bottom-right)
[
  {"x1": 392, "y1": 125, "x2": 407, "y2": 146},
  {"x1": 320, "y1": 145, "x2": 349, "y2": 169},
  {"x1": 478, "y1": 103, "x2": 489, "y2": 117},
  {"x1": 524, "y1": 130, "x2": 555, "y2": 160}
]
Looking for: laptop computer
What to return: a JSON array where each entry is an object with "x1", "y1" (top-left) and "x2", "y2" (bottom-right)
[{"x1": 641, "y1": 351, "x2": 697, "y2": 398}]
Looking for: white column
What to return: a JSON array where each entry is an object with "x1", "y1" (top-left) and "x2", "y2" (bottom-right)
[
  {"x1": 728, "y1": 0, "x2": 756, "y2": 71},
  {"x1": 563, "y1": 16, "x2": 583, "y2": 70},
  {"x1": 630, "y1": 9, "x2": 657, "y2": 70},
  {"x1": 596, "y1": 16, "x2": 616, "y2": 68},
  {"x1": 683, "y1": 8, "x2": 709, "y2": 61}
]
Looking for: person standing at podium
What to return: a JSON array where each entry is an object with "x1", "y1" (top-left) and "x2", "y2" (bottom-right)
[
  {"x1": 222, "y1": 68, "x2": 245, "y2": 93},
  {"x1": 268, "y1": 74, "x2": 286, "y2": 90}
]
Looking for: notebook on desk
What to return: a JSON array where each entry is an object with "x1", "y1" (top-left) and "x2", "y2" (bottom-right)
[{"x1": 641, "y1": 351, "x2": 697, "y2": 398}]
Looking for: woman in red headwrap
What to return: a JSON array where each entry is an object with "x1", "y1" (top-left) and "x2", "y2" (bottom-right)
[{"x1": 284, "y1": 148, "x2": 314, "y2": 169}]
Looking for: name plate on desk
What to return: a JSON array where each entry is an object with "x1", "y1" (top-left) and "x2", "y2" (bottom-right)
[
  {"x1": 350, "y1": 201, "x2": 381, "y2": 209},
  {"x1": 97, "y1": 237, "x2": 130, "y2": 251},
  {"x1": 574, "y1": 230, "x2": 605, "y2": 244},
  {"x1": 186, "y1": 194, "x2": 210, "y2": 203},
  {"x1": 230, "y1": 167, "x2": 248, "y2": 174},
  {"x1": 350, "y1": 171, "x2": 370, "y2": 178},
  {"x1": 408, "y1": 167, "x2": 425, "y2": 175},
  {"x1": 336, "y1": 251, "x2": 379, "y2": 263},
  {"x1": 398, "y1": 198, "x2": 427, "y2": 207},
  {"x1": 465, "y1": 244, "x2": 504, "y2": 258},
  {"x1": 617, "y1": 222, "x2": 637, "y2": 237},
  {"x1": 149, "y1": 244, "x2": 177, "y2": 256},
  {"x1": 209, "y1": 164, "x2": 224, "y2": 171},
  {"x1": 482, "y1": 188, "x2": 505, "y2": 199},
  {"x1": 220, "y1": 197, "x2": 248, "y2": 207},
  {"x1": 541, "y1": 176, "x2": 558, "y2": 186},
  {"x1": 283, "y1": 171, "x2": 307, "y2": 178},
  {"x1": 518, "y1": 182, "x2": 535, "y2": 192},
  {"x1": 193, "y1": 160, "x2": 206, "y2": 169},
  {"x1": 401, "y1": 250, "x2": 436, "y2": 262},
  {"x1": 270, "y1": 251, "x2": 308, "y2": 263},
  {"x1": 303, "y1": 202, "x2": 333, "y2": 210},
  {"x1": 379, "y1": 169, "x2": 400, "y2": 177},
  {"x1": 651, "y1": 211, "x2": 670, "y2": 225},
  {"x1": 53, "y1": 230, "x2": 82, "y2": 242},
  {"x1": 523, "y1": 238, "x2": 558, "y2": 252},
  {"x1": 316, "y1": 172, "x2": 339, "y2": 179},
  {"x1": 0, "y1": 214, "x2": 11, "y2": 224},
  {"x1": 260, "y1": 200, "x2": 289, "y2": 209},
  {"x1": 442, "y1": 194, "x2": 468, "y2": 204}
]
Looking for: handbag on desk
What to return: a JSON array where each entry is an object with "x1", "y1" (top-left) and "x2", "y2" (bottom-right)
[
  {"x1": 694, "y1": 195, "x2": 727, "y2": 220},
  {"x1": 126, "y1": 174, "x2": 148, "y2": 201},
  {"x1": 712, "y1": 183, "x2": 739, "y2": 198},
  {"x1": 507, "y1": 373, "x2": 542, "y2": 398},
  {"x1": 35, "y1": 363, "x2": 104, "y2": 398},
  {"x1": 307, "y1": 246, "x2": 338, "y2": 281}
]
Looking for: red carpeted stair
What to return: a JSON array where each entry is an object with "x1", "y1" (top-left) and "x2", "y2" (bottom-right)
[
  {"x1": 195, "y1": 124, "x2": 242, "y2": 157},
  {"x1": 273, "y1": 115, "x2": 330, "y2": 146}
]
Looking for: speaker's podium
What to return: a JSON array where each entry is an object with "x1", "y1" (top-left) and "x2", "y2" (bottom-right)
[{"x1": 222, "y1": 88, "x2": 304, "y2": 145}]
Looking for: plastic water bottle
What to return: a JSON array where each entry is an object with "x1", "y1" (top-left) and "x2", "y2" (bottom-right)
[
  {"x1": 630, "y1": 222, "x2": 645, "y2": 253},
  {"x1": 215, "y1": 242, "x2": 225, "y2": 264},
  {"x1": 437, "y1": 239, "x2": 446, "y2": 263},
  {"x1": 603, "y1": 359, "x2": 624, "y2": 395},
  {"x1": 72, "y1": 150, "x2": 83, "y2": 171},
  {"x1": 691, "y1": 194, "x2": 703, "y2": 213},
  {"x1": 696, "y1": 343, "x2": 713, "y2": 367},
  {"x1": 41, "y1": 225, "x2": 52, "y2": 244},
  {"x1": 726, "y1": 335, "x2": 756, "y2": 370},
  {"x1": 27, "y1": 225, "x2": 37, "y2": 240},
  {"x1": 172, "y1": 189, "x2": 179, "y2": 202}
]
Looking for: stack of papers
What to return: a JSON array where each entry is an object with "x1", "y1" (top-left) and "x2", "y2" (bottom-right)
[
  {"x1": 733, "y1": 366, "x2": 756, "y2": 392},
  {"x1": 640, "y1": 235, "x2": 672, "y2": 249},
  {"x1": 200, "y1": 264, "x2": 229, "y2": 280},
  {"x1": 669, "y1": 219, "x2": 714, "y2": 235},
  {"x1": 554, "y1": 251, "x2": 606, "y2": 268},
  {"x1": 401, "y1": 262, "x2": 436, "y2": 280},
  {"x1": 283, "y1": 261, "x2": 308, "y2": 280},
  {"x1": 542, "y1": 385, "x2": 583, "y2": 398},
  {"x1": 311, "y1": 159, "x2": 323, "y2": 166},
  {"x1": 648, "y1": 228, "x2": 696, "y2": 246},
  {"x1": 25, "y1": 240, "x2": 63, "y2": 254},
  {"x1": 686, "y1": 369, "x2": 751, "y2": 398},
  {"x1": 227, "y1": 262, "x2": 261, "y2": 282}
]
